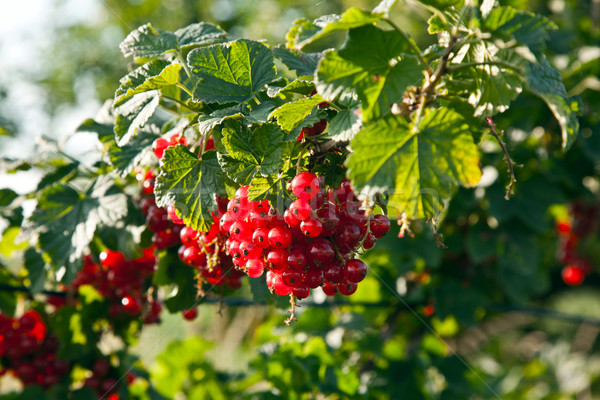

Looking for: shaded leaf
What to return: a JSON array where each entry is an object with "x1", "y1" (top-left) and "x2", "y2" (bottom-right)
[
  {"x1": 24, "y1": 248, "x2": 46, "y2": 294},
  {"x1": 273, "y1": 46, "x2": 320, "y2": 77},
  {"x1": 114, "y1": 91, "x2": 160, "y2": 146},
  {"x1": 115, "y1": 60, "x2": 181, "y2": 107},
  {"x1": 327, "y1": 108, "x2": 362, "y2": 141},
  {"x1": 269, "y1": 96, "x2": 323, "y2": 132}
]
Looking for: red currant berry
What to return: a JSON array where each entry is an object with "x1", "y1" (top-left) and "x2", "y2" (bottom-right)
[
  {"x1": 301, "y1": 217, "x2": 323, "y2": 237},
  {"x1": 268, "y1": 226, "x2": 292, "y2": 248},
  {"x1": 291, "y1": 172, "x2": 321, "y2": 201},
  {"x1": 152, "y1": 138, "x2": 169, "y2": 159},
  {"x1": 239, "y1": 241, "x2": 262, "y2": 259},
  {"x1": 362, "y1": 233, "x2": 376, "y2": 250},
  {"x1": 370, "y1": 214, "x2": 391, "y2": 238},
  {"x1": 182, "y1": 308, "x2": 198, "y2": 321},
  {"x1": 284, "y1": 209, "x2": 301, "y2": 228},
  {"x1": 344, "y1": 259, "x2": 367, "y2": 283},
  {"x1": 183, "y1": 246, "x2": 207, "y2": 267},
  {"x1": 337, "y1": 280, "x2": 358, "y2": 295},
  {"x1": 139, "y1": 196, "x2": 156, "y2": 215},
  {"x1": 562, "y1": 265, "x2": 585, "y2": 286},
  {"x1": 92, "y1": 359, "x2": 111, "y2": 377},
  {"x1": 287, "y1": 248, "x2": 307, "y2": 271},
  {"x1": 272, "y1": 274, "x2": 293, "y2": 296},
  {"x1": 167, "y1": 203, "x2": 184, "y2": 224},
  {"x1": 121, "y1": 296, "x2": 142, "y2": 315},
  {"x1": 317, "y1": 205, "x2": 339, "y2": 236},
  {"x1": 323, "y1": 262, "x2": 345, "y2": 283},
  {"x1": 180, "y1": 226, "x2": 199, "y2": 245},
  {"x1": 246, "y1": 258, "x2": 265, "y2": 278},
  {"x1": 289, "y1": 199, "x2": 312, "y2": 221},
  {"x1": 219, "y1": 212, "x2": 236, "y2": 235},
  {"x1": 306, "y1": 238, "x2": 335, "y2": 268},
  {"x1": 304, "y1": 269, "x2": 324, "y2": 289},
  {"x1": 292, "y1": 286, "x2": 310, "y2": 299},
  {"x1": 147, "y1": 208, "x2": 169, "y2": 232},
  {"x1": 322, "y1": 282, "x2": 338, "y2": 296},
  {"x1": 252, "y1": 227, "x2": 270, "y2": 248},
  {"x1": 227, "y1": 240, "x2": 242, "y2": 260},
  {"x1": 282, "y1": 271, "x2": 303, "y2": 287},
  {"x1": 267, "y1": 249, "x2": 288, "y2": 271},
  {"x1": 230, "y1": 221, "x2": 252, "y2": 241}
]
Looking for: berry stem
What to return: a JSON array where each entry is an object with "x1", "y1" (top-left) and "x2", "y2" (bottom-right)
[
  {"x1": 284, "y1": 294, "x2": 298, "y2": 325},
  {"x1": 486, "y1": 117, "x2": 518, "y2": 200}
]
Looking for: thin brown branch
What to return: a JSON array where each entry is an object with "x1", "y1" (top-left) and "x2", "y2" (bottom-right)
[{"x1": 486, "y1": 117, "x2": 518, "y2": 200}]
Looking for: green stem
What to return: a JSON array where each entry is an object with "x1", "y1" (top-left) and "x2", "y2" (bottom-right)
[
  {"x1": 383, "y1": 18, "x2": 429, "y2": 69},
  {"x1": 161, "y1": 95, "x2": 193, "y2": 110},
  {"x1": 176, "y1": 83, "x2": 193, "y2": 97}
]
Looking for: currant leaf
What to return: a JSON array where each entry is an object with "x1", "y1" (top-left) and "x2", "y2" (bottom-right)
[
  {"x1": 114, "y1": 91, "x2": 160, "y2": 146},
  {"x1": 272, "y1": 46, "x2": 320, "y2": 77},
  {"x1": 269, "y1": 95, "x2": 324, "y2": 133},
  {"x1": 114, "y1": 60, "x2": 182, "y2": 107}
]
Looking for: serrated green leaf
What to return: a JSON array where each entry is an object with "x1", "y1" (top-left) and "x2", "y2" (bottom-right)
[
  {"x1": 267, "y1": 78, "x2": 315, "y2": 98},
  {"x1": 174, "y1": 22, "x2": 230, "y2": 52},
  {"x1": 525, "y1": 57, "x2": 580, "y2": 150},
  {"x1": 109, "y1": 127, "x2": 160, "y2": 177},
  {"x1": 272, "y1": 46, "x2": 320, "y2": 77},
  {"x1": 120, "y1": 23, "x2": 178, "y2": 58},
  {"x1": 293, "y1": 8, "x2": 386, "y2": 49},
  {"x1": 286, "y1": 18, "x2": 322, "y2": 49},
  {"x1": 427, "y1": 14, "x2": 447, "y2": 34},
  {"x1": 347, "y1": 108, "x2": 481, "y2": 219},
  {"x1": 269, "y1": 96, "x2": 323, "y2": 132},
  {"x1": 114, "y1": 91, "x2": 160, "y2": 146},
  {"x1": 317, "y1": 25, "x2": 423, "y2": 122},
  {"x1": 188, "y1": 40, "x2": 276, "y2": 103},
  {"x1": 328, "y1": 108, "x2": 362, "y2": 142},
  {"x1": 30, "y1": 176, "x2": 128, "y2": 280},
  {"x1": 483, "y1": 7, "x2": 557, "y2": 56},
  {"x1": 449, "y1": 42, "x2": 524, "y2": 117},
  {"x1": 36, "y1": 161, "x2": 79, "y2": 191},
  {"x1": 24, "y1": 248, "x2": 45, "y2": 294},
  {"x1": 248, "y1": 175, "x2": 292, "y2": 203},
  {"x1": 0, "y1": 189, "x2": 18, "y2": 207},
  {"x1": 217, "y1": 118, "x2": 285, "y2": 184},
  {"x1": 115, "y1": 60, "x2": 182, "y2": 107},
  {"x1": 154, "y1": 147, "x2": 227, "y2": 231},
  {"x1": 76, "y1": 118, "x2": 114, "y2": 143}
]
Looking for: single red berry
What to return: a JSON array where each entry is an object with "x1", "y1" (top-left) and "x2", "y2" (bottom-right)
[
  {"x1": 344, "y1": 259, "x2": 368, "y2": 283},
  {"x1": 306, "y1": 238, "x2": 335, "y2": 268},
  {"x1": 268, "y1": 226, "x2": 292, "y2": 248},
  {"x1": 291, "y1": 172, "x2": 321, "y2": 201},
  {"x1": 230, "y1": 221, "x2": 252, "y2": 241},
  {"x1": 324, "y1": 262, "x2": 345, "y2": 284},
  {"x1": 239, "y1": 241, "x2": 262, "y2": 259},
  {"x1": 139, "y1": 196, "x2": 156, "y2": 215},
  {"x1": 227, "y1": 240, "x2": 242, "y2": 260},
  {"x1": 99, "y1": 250, "x2": 125, "y2": 269},
  {"x1": 362, "y1": 233, "x2": 376, "y2": 250},
  {"x1": 182, "y1": 246, "x2": 207, "y2": 267},
  {"x1": 219, "y1": 212, "x2": 236, "y2": 235},
  {"x1": 182, "y1": 308, "x2": 198, "y2": 321},
  {"x1": 272, "y1": 274, "x2": 293, "y2": 296},
  {"x1": 337, "y1": 280, "x2": 358, "y2": 295},
  {"x1": 287, "y1": 248, "x2": 307, "y2": 271},
  {"x1": 180, "y1": 226, "x2": 199, "y2": 245},
  {"x1": 317, "y1": 205, "x2": 340, "y2": 236},
  {"x1": 282, "y1": 271, "x2": 303, "y2": 287},
  {"x1": 304, "y1": 269, "x2": 324, "y2": 289},
  {"x1": 292, "y1": 286, "x2": 310, "y2": 299},
  {"x1": 301, "y1": 217, "x2": 323, "y2": 237},
  {"x1": 289, "y1": 199, "x2": 312, "y2": 221},
  {"x1": 267, "y1": 249, "x2": 288, "y2": 271},
  {"x1": 121, "y1": 296, "x2": 142, "y2": 315},
  {"x1": 152, "y1": 138, "x2": 169, "y2": 159},
  {"x1": 370, "y1": 214, "x2": 391, "y2": 238},
  {"x1": 562, "y1": 265, "x2": 585, "y2": 286},
  {"x1": 167, "y1": 203, "x2": 184, "y2": 224},
  {"x1": 246, "y1": 258, "x2": 265, "y2": 278},
  {"x1": 146, "y1": 208, "x2": 170, "y2": 232},
  {"x1": 322, "y1": 282, "x2": 338, "y2": 296},
  {"x1": 252, "y1": 227, "x2": 270, "y2": 248},
  {"x1": 284, "y1": 208, "x2": 301, "y2": 228},
  {"x1": 335, "y1": 223, "x2": 362, "y2": 251}
]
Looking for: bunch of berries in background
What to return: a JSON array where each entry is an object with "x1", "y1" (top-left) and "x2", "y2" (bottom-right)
[
  {"x1": 218, "y1": 172, "x2": 390, "y2": 299},
  {"x1": 0, "y1": 311, "x2": 70, "y2": 389},
  {"x1": 556, "y1": 201, "x2": 598, "y2": 286}
]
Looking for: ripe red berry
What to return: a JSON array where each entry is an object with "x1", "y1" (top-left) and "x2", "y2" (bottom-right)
[
  {"x1": 99, "y1": 250, "x2": 125, "y2": 269},
  {"x1": 317, "y1": 205, "x2": 340, "y2": 237},
  {"x1": 291, "y1": 172, "x2": 321, "y2": 201},
  {"x1": 337, "y1": 280, "x2": 358, "y2": 295},
  {"x1": 306, "y1": 238, "x2": 335, "y2": 268},
  {"x1": 345, "y1": 259, "x2": 367, "y2": 283},
  {"x1": 287, "y1": 248, "x2": 307, "y2": 271},
  {"x1": 182, "y1": 246, "x2": 207, "y2": 267},
  {"x1": 230, "y1": 220, "x2": 252, "y2": 241},
  {"x1": 180, "y1": 226, "x2": 199, "y2": 245},
  {"x1": 362, "y1": 233, "x2": 376, "y2": 250},
  {"x1": 268, "y1": 226, "x2": 292, "y2": 248},
  {"x1": 239, "y1": 241, "x2": 262, "y2": 259},
  {"x1": 246, "y1": 258, "x2": 265, "y2": 278},
  {"x1": 284, "y1": 209, "x2": 301, "y2": 228},
  {"x1": 562, "y1": 265, "x2": 585, "y2": 286},
  {"x1": 292, "y1": 286, "x2": 310, "y2": 299},
  {"x1": 267, "y1": 249, "x2": 288, "y2": 270},
  {"x1": 152, "y1": 138, "x2": 169, "y2": 159},
  {"x1": 121, "y1": 296, "x2": 142, "y2": 315},
  {"x1": 300, "y1": 217, "x2": 323, "y2": 237},
  {"x1": 167, "y1": 203, "x2": 184, "y2": 224},
  {"x1": 304, "y1": 269, "x2": 324, "y2": 289},
  {"x1": 182, "y1": 308, "x2": 198, "y2": 321},
  {"x1": 252, "y1": 227, "x2": 270, "y2": 248},
  {"x1": 370, "y1": 214, "x2": 391, "y2": 238},
  {"x1": 323, "y1": 262, "x2": 345, "y2": 283},
  {"x1": 282, "y1": 271, "x2": 303, "y2": 287},
  {"x1": 322, "y1": 282, "x2": 338, "y2": 296},
  {"x1": 271, "y1": 274, "x2": 293, "y2": 296},
  {"x1": 219, "y1": 212, "x2": 236, "y2": 235},
  {"x1": 92, "y1": 359, "x2": 111, "y2": 377},
  {"x1": 289, "y1": 199, "x2": 312, "y2": 221}
]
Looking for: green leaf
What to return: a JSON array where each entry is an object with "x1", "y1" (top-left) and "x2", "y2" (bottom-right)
[
  {"x1": 24, "y1": 248, "x2": 46, "y2": 294},
  {"x1": 327, "y1": 108, "x2": 362, "y2": 141},
  {"x1": 154, "y1": 147, "x2": 228, "y2": 231},
  {"x1": 372, "y1": 0, "x2": 398, "y2": 15},
  {"x1": 188, "y1": 40, "x2": 276, "y2": 103},
  {"x1": 269, "y1": 96, "x2": 323, "y2": 132},
  {"x1": 272, "y1": 46, "x2": 320, "y2": 77},
  {"x1": 247, "y1": 143, "x2": 300, "y2": 203},
  {"x1": 109, "y1": 126, "x2": 160, "y2": 177},
  {"x1": 174, "y1": 22, "x2": 230, "y2": 52},
  {"x1": 30, "y1": 176, "x2": 128, "y2": 280},
  {"x1": 415, "y1": 0, "x2": 461, "y2": 9},
  {"x1": 448, "y1": 42, "x2": 524, "y2": 117},
  {"x1": 218, "y1": 118, "x2": 286, "y2": 184},
  {"x1": 316, "y1": 25, "x2": 423, "y2": 122},
  {"x1": 120, "y1": 22, "x2": 228, "y2": 59},
  {"x1": 267, "y1": 78, "x2": 315, "y2": 98},
  {"x1": 524, "y1": 57, "x2": 580, "y2": 150},
  {"x1": 76, "y1": 118, "x2": 114, "y2": 143},
  {"x1": 347, "y1": 108, "x2": 481, "y2": 219},
  {"x1": 115, "y1": 60, "x2": 182, "y2": 107},
  {"x1": 292, "y1": 8, "x2": 387, "y2": 49},
  {"x1": 0, "y1": 188, "x2": 18, "y2": 207},
  {"x1": 36, "y1": 161, "x2": 79, "y2": 191},
  {"x1": 483, "y1": 7, "x2": 557, "y2": 56},
  {"x1": 114, "y1": 91, "x2": 160, "y2": 146}
]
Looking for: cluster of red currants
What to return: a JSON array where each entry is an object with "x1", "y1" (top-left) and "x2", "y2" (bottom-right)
[
  {"x1": 0, "y1": 311, "x2": 70, "y2": 389},
  {"x1": 218, "y1": 173, "x2": 390, "y2": 299},
  {"x1": 69, "y1": 251, "x2": 162, "y2": 323},
  {"x1": 556, "y1": 201, "x2": 598, "y2": 286}
]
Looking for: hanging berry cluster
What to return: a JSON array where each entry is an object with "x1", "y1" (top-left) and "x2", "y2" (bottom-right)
[
  {"x1": 556, "y1": 201, "x2": 599, "y2": 286},
  {"x1": 0, "y1": 311, "x2": 69, "y2": 389}
]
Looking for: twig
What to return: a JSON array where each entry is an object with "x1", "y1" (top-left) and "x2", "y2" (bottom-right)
[
  {"x1": 284, "y1": 294, "x2": 297, "y2": 325},
  {"x1": 486, "y1": 117, "x2": 518, "y2": 200},
  {"x1": 429, "y1": 217, "x2": 447, "y2": 248}
]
